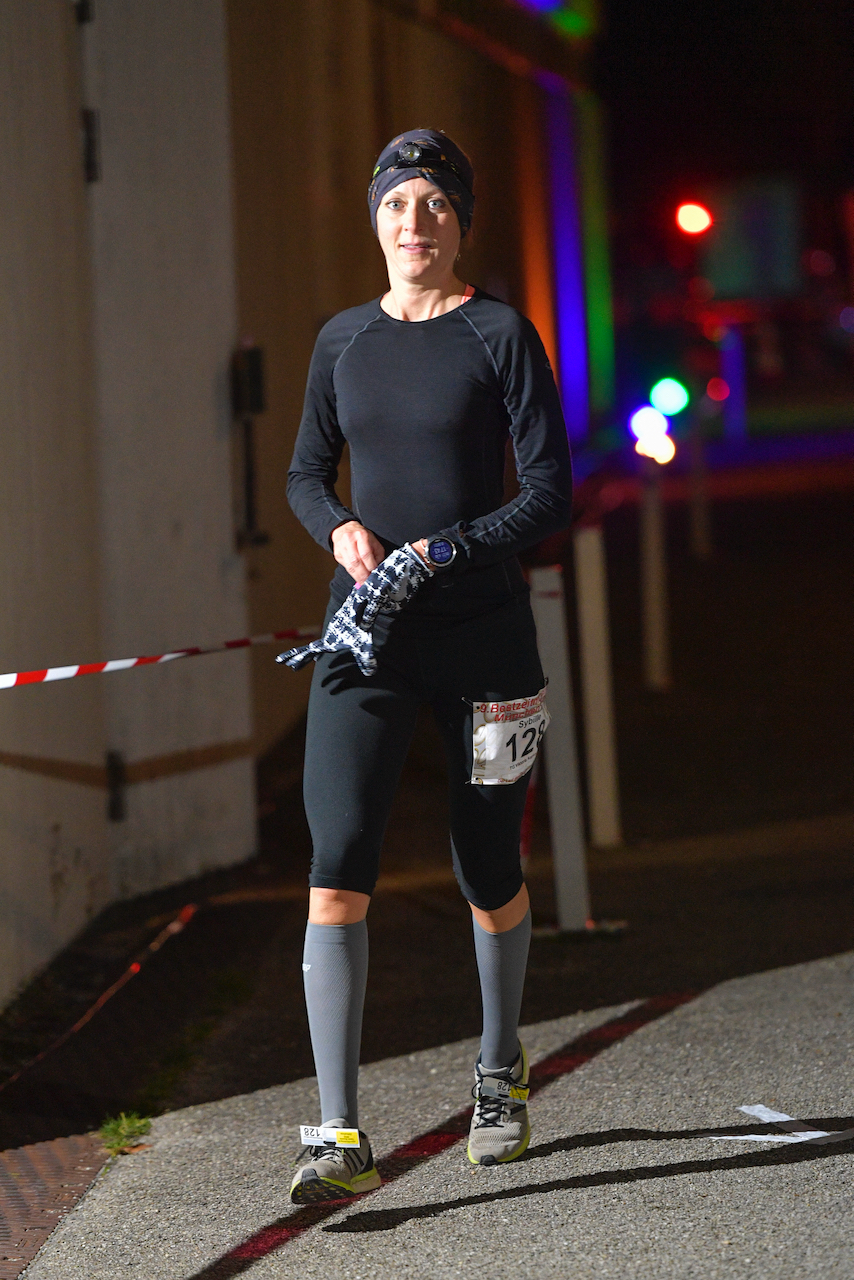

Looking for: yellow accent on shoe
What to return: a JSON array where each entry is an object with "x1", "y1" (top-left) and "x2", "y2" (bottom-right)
[
  {"x1": 467, "y1": 1111, "x2": 530, "y2": 1165},
  {"x1": 289, "y1": 1165, "x2": 381, "y2": 1203},
  {"x1": 467, "y1": 1043, "x2": 531, "y2": 1166}
]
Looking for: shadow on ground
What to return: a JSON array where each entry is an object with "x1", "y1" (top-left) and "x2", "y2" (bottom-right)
[{"x1": 0, "y1": 493, "x2": 850, "y2": 1149}]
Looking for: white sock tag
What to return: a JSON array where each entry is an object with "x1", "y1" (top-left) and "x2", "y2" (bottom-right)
[
  {"x1": 479, "y1": 1078, "x2": 530, "y2": 1103},
  {"x1": 300, "y1": 1124, "x2": 360, "y2": 1147}
]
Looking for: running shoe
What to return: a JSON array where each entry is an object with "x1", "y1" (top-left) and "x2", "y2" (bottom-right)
[
  {"x1": 289, "y1": 1121, "x2": 381, "y2": 1203},
  {"x1": 467, "y1": 1044, "x2": 531, "y2": 1166}
]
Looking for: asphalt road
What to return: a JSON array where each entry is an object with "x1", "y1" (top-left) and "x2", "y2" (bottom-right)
[
  {"x1": 0, "y1": 492, "x2": 851, "y2": 1150},
  {"x1": 22, "y1": 952, "x2": 854, "y2": 1280}
]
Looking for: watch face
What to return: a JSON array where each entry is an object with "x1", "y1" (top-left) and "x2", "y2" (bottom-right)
[{"x1": 428, "y1": 538, "x2": 455, "y2": 566}]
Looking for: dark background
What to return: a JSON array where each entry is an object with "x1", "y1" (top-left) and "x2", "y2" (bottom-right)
[{"x1": 598, "y1": 0, "x2": 854, "y2": 209}]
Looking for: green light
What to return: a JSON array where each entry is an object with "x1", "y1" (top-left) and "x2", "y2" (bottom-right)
[
  {"x1": 550, "y1": 0, "x2": 597, "y2": 38},
  {"x1": 650, "y1": 377, "x2": 689, "y2": 416},
  {"x1": 551, "y1": 10, "x2": 593, "y2": 36}
]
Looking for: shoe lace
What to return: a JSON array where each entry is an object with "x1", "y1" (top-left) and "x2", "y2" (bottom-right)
[
  {"x1": 297, "y1": 1140, "x2": 362, "y2": 1175},
  {"x1": 471, "y1": 1088, "x2": 510, "y2": 1129},
  {"x1": 293, "y1": 1139, "x2": 342, "y2": 1167},
  {"x1": 471, "y1": 1055, "x2": 525, "y2": 1129}
]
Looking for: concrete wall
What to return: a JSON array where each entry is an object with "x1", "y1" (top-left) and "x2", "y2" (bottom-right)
[
  {"x1": 0, "y1": 0, "x2": 256, "y2": 1007},
  {"x1": 81, "y1": 0, "x2": 255, "y2": 897},
  {"x1": 0, "y1": 1, "x2": 110, "y2": 1004}
]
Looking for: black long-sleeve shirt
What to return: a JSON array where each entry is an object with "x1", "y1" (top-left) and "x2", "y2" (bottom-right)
[{"x1": 287, "y1": 288, "x2": 572, "y2": 614}]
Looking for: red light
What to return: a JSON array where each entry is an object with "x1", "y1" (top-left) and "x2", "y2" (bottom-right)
[
  {"x1": 706, "y1": 377, "x2": 730, "y2": 401},
  {"x1": 676, "y1": 203, "x2": 713, "y2": 235}
]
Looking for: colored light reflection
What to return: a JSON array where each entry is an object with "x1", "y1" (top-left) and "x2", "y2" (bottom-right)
[
  {"x1": 636, "y1": 433, "x2": 676, "y2": 464},
  {"x1": 650, "y1": 377, "x2": 689, "y2": 416},
  {"x1": 706, "y1": 377, "x2": 730, "y2": 401},
  {"x1": 676, "y1": 203, "x2": 713, "y2": 234},
  {"x1": 551, "y1": 9, "x2": 594, "y2": 35},
  {"x1": 629, "y1": 405, "x2": 668, "y2": 439},
  {"x1": 630, "y1": 404, "x2": 675, "y2": 465},
  {"x1": 545, "y1": 90, "x2": 589, "y2": 442}
]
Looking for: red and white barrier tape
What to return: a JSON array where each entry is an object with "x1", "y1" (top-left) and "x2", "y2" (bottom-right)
[
  {"x1": 0, "y1": 903, "x2": 199, "y2": 1096},
  {"x1": 0, "y1": 626, "x2": 320, "y2": 690}
]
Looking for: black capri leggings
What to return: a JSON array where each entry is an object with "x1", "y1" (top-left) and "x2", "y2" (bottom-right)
[{"x1": 303, "y1": 588, "x2": 545, "y2": 911}]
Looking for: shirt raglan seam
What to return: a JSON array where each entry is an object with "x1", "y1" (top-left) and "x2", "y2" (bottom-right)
[
  {"x1": 476, "y1": 486, "x2": 536, "y2": 535},
  {"x1": 322, "y1": 492, "x2": 353, "y2": 524},
  {"x1": 459, "y1": 309, "x2": 520, "y2": 510},
  {"x1": 331, "y1": 312, "x2": 385, "y2": 379},
  {"x1": 458, "y1": 309, "x2": 502, "y2": 382},
  {"x1": 459, "y1": 307, "x2": 532, "y2": 446},
  {"x1": 457, "y1": 310, "x2": 549, "y2": 539},
  {"x1": 318, "y1": 313, "x2": 381, "y2": 531}
]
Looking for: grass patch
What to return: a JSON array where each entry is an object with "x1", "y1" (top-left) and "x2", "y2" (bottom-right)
[{"x1": 99, "y1": 1111, "x2": 151, "y2": 1156}]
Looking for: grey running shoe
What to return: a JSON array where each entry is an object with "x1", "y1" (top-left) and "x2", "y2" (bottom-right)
[
  {"x1": 467, "y1": 1044, "x2": 531, "y2": 1166},
  {"x1": 289, "y1": 1121, "x2": 381, "y2": 1203}
]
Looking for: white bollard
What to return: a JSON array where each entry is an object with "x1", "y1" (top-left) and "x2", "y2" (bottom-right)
[
  {"x1": 640, "y1": 461, "x2": 671, "y2": 690},
  {"x1": 573, "y1": 524, "x2": 622, "y2": 847},
  {"x1": 529, "y1": 565, "x2": 591, "y2": 931}
]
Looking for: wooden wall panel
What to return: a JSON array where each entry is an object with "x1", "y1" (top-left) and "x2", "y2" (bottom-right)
[{"x1": 228, "y1": 0, "x2": 527, "y2": 753}]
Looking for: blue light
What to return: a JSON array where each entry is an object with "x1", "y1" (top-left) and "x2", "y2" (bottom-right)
[{"x1": 545, "y1": 89, "x2": 589, "y2": 442}]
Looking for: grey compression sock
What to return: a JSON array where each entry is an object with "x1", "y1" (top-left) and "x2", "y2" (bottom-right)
[
  {"x1": 472, "y1": 908, "x2": 532, "y2": 1070},
  {"x1": 302, "y1": 920, "x2": 368, "y2": 1127}
]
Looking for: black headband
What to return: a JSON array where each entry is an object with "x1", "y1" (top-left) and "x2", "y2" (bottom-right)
[
  {"x1": 371, "y1": 141, "x2": 474, "y2": 199},
  {"x1": 368, "y1": 130, "x2": 475, "y2": 235}
]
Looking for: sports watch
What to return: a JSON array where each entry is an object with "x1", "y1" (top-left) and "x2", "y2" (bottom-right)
[{"x1": 421, "y1": 536, "x2": 457, "y2": 571}]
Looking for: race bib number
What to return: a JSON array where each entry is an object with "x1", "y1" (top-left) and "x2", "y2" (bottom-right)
[
  {"x1": 479, "y1": 1078, "x2": 531, "y2": 1103},
  {"x1": 470, "y1": 687, "x2": 549, "y2": 786},
  {"x1": 299, "y1": 1125, "x2": 360, "y2": 1147}
]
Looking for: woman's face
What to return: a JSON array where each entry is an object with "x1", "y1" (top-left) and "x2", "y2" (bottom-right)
[{"x1": 375, "y1": 177, "x2": 462, "y2": 286}]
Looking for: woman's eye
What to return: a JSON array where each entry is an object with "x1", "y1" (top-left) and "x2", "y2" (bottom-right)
[{"x1": 428, "y1": 199, "x2": 445, "y2": 210}]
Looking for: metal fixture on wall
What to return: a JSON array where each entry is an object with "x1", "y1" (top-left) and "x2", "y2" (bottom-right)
[{"x1": 231, "y1": 342, "x2": 270, "y2": 550}]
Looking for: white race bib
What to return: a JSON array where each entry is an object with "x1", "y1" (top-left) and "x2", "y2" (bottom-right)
[{"x1": 470, "y1": 687, "x2": 549, "y2": 786}]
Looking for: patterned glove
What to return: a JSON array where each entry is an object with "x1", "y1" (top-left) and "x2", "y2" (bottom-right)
[{"x1": 276, "y1": 544, "x2": 434, "y2": 677}]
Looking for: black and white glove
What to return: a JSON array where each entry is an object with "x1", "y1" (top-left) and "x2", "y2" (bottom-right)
[{"x1": 276, "y1": 544, "x2": 434, "y2": 677}]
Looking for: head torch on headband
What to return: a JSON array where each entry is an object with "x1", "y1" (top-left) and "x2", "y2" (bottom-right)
[{"x1": 371, "y1": 141, "x2": 474, "y2": 198}]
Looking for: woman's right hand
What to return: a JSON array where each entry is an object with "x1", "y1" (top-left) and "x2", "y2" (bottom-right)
[{"x1": 331, "y1": 521, "x2": 385, "y2": 585}]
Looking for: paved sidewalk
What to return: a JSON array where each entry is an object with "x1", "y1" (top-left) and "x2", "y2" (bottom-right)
[{"x1": 23, "y1": 952, "x2": 853, "y2": 1280}]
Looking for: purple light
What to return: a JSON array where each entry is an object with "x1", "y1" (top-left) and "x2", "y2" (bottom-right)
[
  {"x1": 719, "y1": 327, "x2": 747, "y2": 441},
  {"x1": 839, "y1": 306, "x2": 854, "y2": 334},
  {"x1": 514, "y1": 0, "x2": 563, "y2": 11},
  {"x1": 544, "y1": 89, "x2": 589, "y2": 442}
]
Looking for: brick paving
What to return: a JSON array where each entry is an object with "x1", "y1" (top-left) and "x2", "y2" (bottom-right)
[{"x1": 0, "y1": 1135, "x2": 105, "y2": 1278}]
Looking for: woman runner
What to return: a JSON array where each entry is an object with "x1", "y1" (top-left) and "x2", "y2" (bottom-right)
[{"x1": 281, "y1": 128, "x2": 572, "y2": 1202}]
